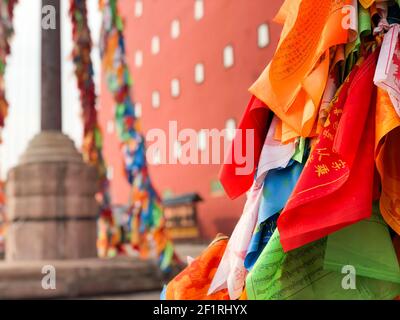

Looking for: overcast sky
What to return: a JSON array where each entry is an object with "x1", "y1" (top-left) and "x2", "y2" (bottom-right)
[{"x1": 0, "y1": 0, "x2": 102, "y2": 178}]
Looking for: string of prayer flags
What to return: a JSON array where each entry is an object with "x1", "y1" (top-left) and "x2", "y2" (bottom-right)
[
  {"x1": 69, "y1": 0, "x2": 118, "y2": 257},
  {"x1": 0, "y1": 0, "x2": 18, "y2": 140},
  {"x1": 208, "y1": 182, "x2": 264, "y2": 300},
  {"x1": 171, "y1": 0, "x2": 400, "y2": 300},
  {"x1": 99, "y1": 0, "x2": 179, "y2": 271}
]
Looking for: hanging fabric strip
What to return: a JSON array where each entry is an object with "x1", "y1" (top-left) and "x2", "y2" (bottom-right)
[
  {"x1": 99, "y1": 0, "x2": 178, "y2": 271},
  {"x1": 219, "y1": 96, "x2": 269, "y2": 199},
  {"x1": 246, "y1": 229, "x2": 400, "y2": 300},
  {"x1": 278, "y1": 51, "x2": 378, "y2": 252},
  {"x1": 375, "y1": 87, "x2": 400, "y2": 235},
  {"x1": 324, "y1": 202, "x2": 400, "y2": 284},
  {"x1": 69, "y1": 0, "x2": 117, "y2": 258},
  {"x1": 255, "y1": 116, "x2": 296, "y2": 185},
  {"x1": 0, "y1": 0, "x2": 18, "y2": 139},
  {"x1": 244, "y1": 157, "x2": 305, "y2": 270},
  {"x1": 374, "y1": 24, "x2": 400, "y2": 117},
  {"x1": 208, "y1": 182, "x2": 264, "y2": 300},
  {"x1": 249, "y1": 0, "x2": 351, "y2": 137},
  {"x1": 165, "y1": 234, "x2": 230, "y2": 300}
]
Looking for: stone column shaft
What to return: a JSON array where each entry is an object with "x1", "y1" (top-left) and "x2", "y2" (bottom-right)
[{"x1": 41, "y1": 0, "x2": 62, "y2": 131}]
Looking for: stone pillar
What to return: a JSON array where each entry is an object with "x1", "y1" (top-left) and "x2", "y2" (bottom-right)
[
  {"x1": 4, "y1": 0, "x2": 98, "y2": 261},
  {"x1": 0, "y1": 1, "x2": 166, "y2": 298},
  {"x1": 5, "y1": 132, "x2": 98, "y2": 260}
]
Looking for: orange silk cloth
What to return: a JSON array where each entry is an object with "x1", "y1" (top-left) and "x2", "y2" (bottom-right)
[
  {"x1": 278, "y1": 52, "x2": 378, "y2": 252},
  {"x1": 250, "y1": 0, "x2": 352, "y2": 141},
  {"x1": 166, "y1": 235, "x2": 230, "y2": 300},
  {"x1": 375, "y1": 88, "x2": 400, "y2": 235}
]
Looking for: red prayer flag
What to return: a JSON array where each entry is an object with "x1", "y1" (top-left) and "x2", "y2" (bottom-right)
[
  {"x1": 219, "y1": 96, "x2": 270, "y2": 199},
  {"x1": 278, "y1": 51, "x2": 379, "y2": 252}
]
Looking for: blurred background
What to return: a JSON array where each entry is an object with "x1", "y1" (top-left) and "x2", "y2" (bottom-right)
[{"x1": 0, "y1": 0, "x2": 283, "y2": 253}]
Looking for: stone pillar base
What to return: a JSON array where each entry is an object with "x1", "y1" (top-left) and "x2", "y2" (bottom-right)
[
  {"x1": 0, "y1": 258, "x2": 164, "y2": 299},
  {"x1": 5, "y1": 131, "x2": 98, "y2": 261}
]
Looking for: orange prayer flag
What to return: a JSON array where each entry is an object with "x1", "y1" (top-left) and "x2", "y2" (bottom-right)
[
  {"x1": 165, "y1": 235, "x2": 230, "y2": 300},
  {"x1": 281, "y1": 119, "x2": 300, "y2": 143},
  {"x1": 375, "y1": 87, "x2": 400, "y2": 235},
  {"x1": 274, "y1": 117, "x2": 283, "y2": 141},
  {"x1": 375, "y1": 87, "x2": 400, "y2": 151},
  {"x1": 376, "y1": 136, "x2": 400, "y2": 234},
  {"x1": 250, "y1": 0, "x2": 352, "y2": 137}
]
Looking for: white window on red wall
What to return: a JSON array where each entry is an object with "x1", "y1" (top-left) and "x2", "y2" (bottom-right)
[
  {"x1": 134, "y1": 0, "x2": 143, "y2": 18},
  {"x1": 258, "y1": 23, "x2": 270, "y2": 48},
  {"x1": 223, "y1": 45, "x2": 234, "y2": 68},
  {"x1": 194, "y1": 0, "x2": 204, "y2": 21},
  {"x1": 171, "y1": 78, "x2": 180, "y2": 98},
  {"x1": 152, "y1": 91, "x2": 160, "y2": 108},
  {"x1": 171, "y1": 19, "x2": 180, "y2": 39},
  {"x1": 151, "y1": 36, "x2": 160, "y2": 55},
  {"x1": 134, "y1": 50, "x2": 143, "y2": 67},
  {"x1": 194, "y1": 63, "x2": 205, "y2": 84},
  {"x1": 152, "y1": 147, "x2": 162, "y2": 165},
  {"x1": 106, "y1": 120, "x2": 114, "y2": 134},
  {"x1": 107, "y1": 166, "x2": 114, "y2": 180},
  {"x1": 225, "y1": 118, "x2": 237, "y2": 141},
  {"x1": 135, "y1": 102, "x2": 142, "y2": 118}
]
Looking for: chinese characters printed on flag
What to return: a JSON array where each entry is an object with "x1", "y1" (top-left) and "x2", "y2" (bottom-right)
[
  {"x1": 374, "y1": 24, "x2": 400, "y2": 118},
  {"x1": 278, "y1": 51, "x2": 379, "y2": 252}
]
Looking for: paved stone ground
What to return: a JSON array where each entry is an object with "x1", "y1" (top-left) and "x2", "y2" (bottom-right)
[
  {"x1": 88, "y1": 290, "x2": 162, "y2": 300},
  {"x1": 0, "y1": 242, "x2": 208, "y2": 299},
  {"x1": 87, "y1": 242, "x2": 208, "y2": 300}
]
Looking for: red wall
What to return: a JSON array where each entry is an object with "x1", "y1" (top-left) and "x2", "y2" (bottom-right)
[{"x1": 99, "y1": 0, "x2": 283, "y2": 239}]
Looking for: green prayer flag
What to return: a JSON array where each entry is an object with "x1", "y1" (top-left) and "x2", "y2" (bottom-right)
[
  {"x1": 94, "y1": 127, "x2": 103, "y2": 149},
  {"x1": 343, "y1": 4, "x2": 372, "y2": 77},
  {"x1": 358, "y1": 4, "x2": 372, "y2": 39},
  {"x1": 160, "y1": 241, "x2": 174, "y2": 271},
  {"x1": 246, "y1": 230, "x2": 400, "y2": 300},
  {"x1": 292, "y1": 138, "x2": 306, "y2": 163},
  {"x1": 153, "y1": 203, "x2": 163, "y2": 228},
  {"x1": 324, "y1": 203, "x2": 400, "y2": 284}
]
